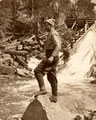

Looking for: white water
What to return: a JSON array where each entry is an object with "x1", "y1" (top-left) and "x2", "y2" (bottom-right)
[{"x1": 58, "y1": 24, "x2": 96, "y2": 84}]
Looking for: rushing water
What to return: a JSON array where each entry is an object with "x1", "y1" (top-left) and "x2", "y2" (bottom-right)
[{"x1": 0, "y1": 24, "x2": 96, "y2": 120}]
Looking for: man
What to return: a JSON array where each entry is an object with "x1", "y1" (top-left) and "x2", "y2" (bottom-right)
[{"x1": 34, "y1": 18, "x2": 61, "y2": 103}]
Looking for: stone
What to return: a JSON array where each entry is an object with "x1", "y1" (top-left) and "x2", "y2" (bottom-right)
[
  {"x1": 16, "y1": 68, "x2": 32, "y2": 77},
  {"x1": 73, "y1": 115, "x2": 83, "y2": 120},
  {"x1": 16, "y1": 68, "x2": 26, "y2": 76},
  {"x1": 12, "y1": 114, "x2": 22, "y2": 120},
  {"x1": 22, "y1": 93, "x2": 96, "y2": 120},
  {"x1": 23, "y1": 46, "x2": 32, "y2": 51},
  {"x1": 0, "y1": 65, "x2": 16, "y2": 75},
  {"x1": 22, "y1": 95, "x2": 73, "y2": 120},
  {"x1": 17, "y1": 44, "x2": 23, "y2": 51},
  {"x1": 2, "y1": 58, "x2": 14, "y2": 66},
  {"x1": 87, "y1": 64, "x2": 96, "y2": 78},
  {"x1": 2, "y1": 54, "x2": 11, "y2": 59},
  {"x1": 36, "y1": 53, "x2": 45, "y2": 60},
  {"x1": 0, "y1": 58, "x2": 3, "y2": 65},
  {"x1": 14, "y1": 62, "x2": 19, "y2": 67}
]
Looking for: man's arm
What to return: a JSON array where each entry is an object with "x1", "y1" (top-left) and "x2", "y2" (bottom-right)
[
  {"x1": 47, "y1": 33, "x2": 61, "y2": 63},
  {"x1": 51, "y1": 33, "x2": 61, "y2": 57}
]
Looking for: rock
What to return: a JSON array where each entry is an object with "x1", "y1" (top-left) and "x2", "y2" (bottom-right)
[
  {"x1": 22, "y1": 68, "x2": 33, "y2": 77},
  {"x1": 22, "y1": 93, "x2": 96, "y2": 120},
  {"x1": 12, "y1": 114, "x2": 22, "y2": 120},
  {"x1": 36, "y1": 53, "x2": 45, "y2": 60},
  {"x1": 23, "y1": 46, "x2": 32, "y2": 51},
  {"x1": 16, "y1": 56, "x2": 27, "y2": 68},
  {"x1": 1, "y1": 54, "x2": 14, "y2": 66},
  {"x1": 16, "y1": 68, "x2": 33, "y2": 77},
  {"x1": 0, "y1": 44, "x2": 5, "y2": 49},
  {"x1": 2, "y1": 54, "x2": 11, "y2": 59},
  {"x1": 87, "y1": 64, "x2": 96, "y2": 78},
  {"x1": 0, "y1": 65, "x2": 16, "y2": 75},
  {"x1": 0, "y1": 58, "x2": 4, "y2": 65},
  {"x1": 0, "y1": 51, "x2": 2, "y2": 56},
  {"x1": 17, "y1": 44, "x2": 23, "y2": 51},
  {"x1": 14, "y1": 62, "x2": 19, "y2": 67},
  {"x1": 17, "y1": 68, "x2": 26, "y2": 76},
  {"x1": 7, "y1": 114, "x2": 22, "y2": 120},
  {"x1": 31, "y1": 40, "x2": 38, "y2": 46},
  {"x1": 22, "y1": 95, "x2": 73, "y2": 120},
  {"x1": 6, "y1": 42, "x2": 17, "y2": 50},
  {"x1": 2, "y1": 57, "x2": 14, "y2": 66},
  {"x1": 27, "y1": 57, "x2": 40, "y2": 73},
  {"x1": 22, "y1": 39, "x2": 37, "y2": 46},
  {"x1": 73, "y1": 115, "x2": 83, "y2": 120},
  {"x1": 32, "y1": 45, "x2": 40, "y2": 50}
]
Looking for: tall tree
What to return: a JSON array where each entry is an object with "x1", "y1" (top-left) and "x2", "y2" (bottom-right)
[
  {"x1": 0, "y1": 0, "x2": 12, "y2": 39},
  {"x1": 76, "y1": 0, "x2": 95, "y2": 18}
]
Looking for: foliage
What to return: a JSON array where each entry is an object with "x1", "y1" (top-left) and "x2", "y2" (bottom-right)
[
  {"x1": 0, "y1": 0, "x2": 96, "y2": 39},
  {"x1": 0, "y1": 1, "x2": 13, "y2": 39},
  {"x1": 76, "y1": 0, "x2": 96, "y2": 18}
]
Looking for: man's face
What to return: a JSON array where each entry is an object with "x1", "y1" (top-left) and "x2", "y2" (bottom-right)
[{"x1": 45, "y1": 23, "x2": 51, "y2": 32}]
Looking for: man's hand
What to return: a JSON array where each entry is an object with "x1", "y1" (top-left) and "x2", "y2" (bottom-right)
[
  {"x1": 43, "y1": 57, "x2": 47, "y2": 62},
  {"x1": 48, "y1": 56, "x2": 54, "y2": 63}
]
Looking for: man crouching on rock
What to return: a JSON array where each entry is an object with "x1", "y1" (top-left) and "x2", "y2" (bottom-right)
[{"x1": 34, "y1": 18, "x2": 61, "y2": 103}]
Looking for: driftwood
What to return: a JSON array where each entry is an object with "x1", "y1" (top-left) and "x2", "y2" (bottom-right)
[
  {"x1": 16, "y1": 56, "x2": 27, "y2": 68},
  {"x1": 4, "y1": 50, "x2": 28, "y2": 56}
]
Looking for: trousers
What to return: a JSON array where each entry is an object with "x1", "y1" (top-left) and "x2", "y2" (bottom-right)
[{"x1": 34, "y1": 50, "x2": 59, "y2": 96}]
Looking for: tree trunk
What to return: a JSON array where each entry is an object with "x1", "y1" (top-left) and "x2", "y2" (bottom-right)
[
  {"x1": 4, "y1": 50, "x2": 28, "y2": 56},
  {"x1": 11, "y1": 0, "x2": 17, "y2": 18},
  {"x1": 58, "y1": 12, "x2": 67, "y2": 28},
  {"x1": 16, "y1": 56, "x2": 27, "y2": 68}
]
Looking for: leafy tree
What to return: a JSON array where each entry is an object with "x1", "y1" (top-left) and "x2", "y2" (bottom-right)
[
  {"x1": 0, "y1": 0, "x2": 13, "y2": 39},
  {"x1": 76, "y1": 0, "x2": 96, "y2": 18}
]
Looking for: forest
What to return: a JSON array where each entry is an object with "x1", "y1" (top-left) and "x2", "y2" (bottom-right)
[
  {"x1": 0, "y1": 0, "x2": 96, "y2": 77},
  {"x1": 0, "y1": 1, "x2": 96, "y2": 120}
]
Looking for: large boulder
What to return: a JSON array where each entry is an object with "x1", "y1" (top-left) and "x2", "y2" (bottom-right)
[
  {"x1": 21, "y1": 95, "x2": 75, "y2": 120},
  {"x1": 21, "y1": 93, "x2": 96, "y2": 120},
  {"x1": 0, "y1": 65, "x2": 16, "y2": 75}
]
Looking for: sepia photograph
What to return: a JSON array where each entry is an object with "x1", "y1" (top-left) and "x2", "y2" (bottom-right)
[{"x1": 0, "y1": 0, "x2": 96, "y2": 120}]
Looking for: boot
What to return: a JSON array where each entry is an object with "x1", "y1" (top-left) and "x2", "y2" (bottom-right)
[
  {"x1": 49, "y1": 95, "x2": 57, "y2": 103},
  {"x1": 34, "y1": 86, "x2": 47, "y2": 98},
  {"x1": 90, "y1": 79, "x2": 96, "y2": 84}
]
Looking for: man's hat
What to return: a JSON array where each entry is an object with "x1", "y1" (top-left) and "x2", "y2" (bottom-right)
[{"x1": 45, "y1": 18, "x2": 55, "y2": 26}]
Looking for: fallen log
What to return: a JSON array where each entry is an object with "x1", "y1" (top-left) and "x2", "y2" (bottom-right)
[
  {"x1": 4, "y1": 50, "x2": 28, "y2": 56},
  {"x1": 17, "y1": 68, "x2": 33, "y2": 77},
  {"x1": 22, "y1": 40, "x2": 38, "y2": 46},
  {"x1": 16, "y1": 56, "x2": 27, "y2": 68}
]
